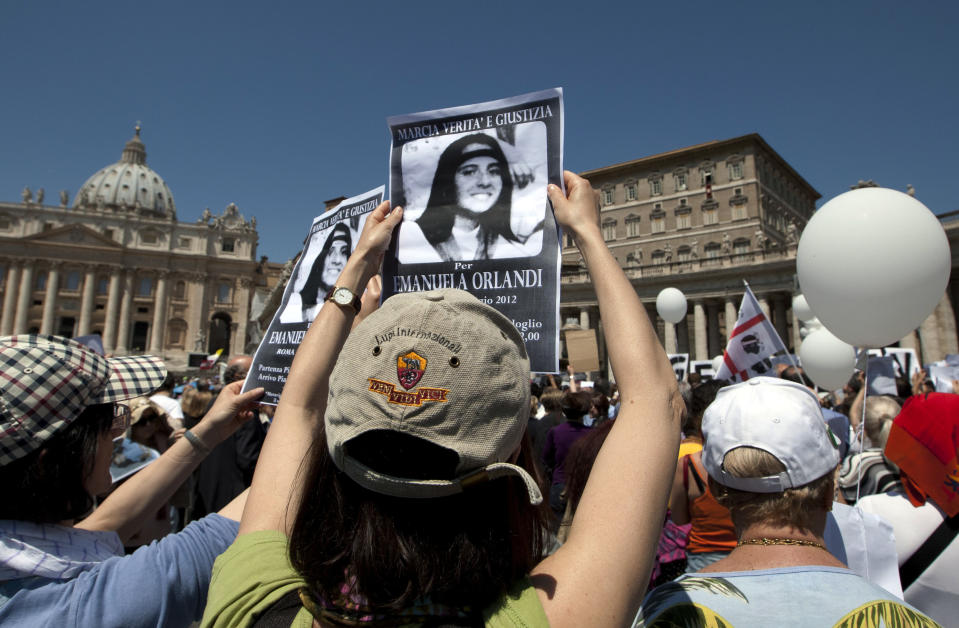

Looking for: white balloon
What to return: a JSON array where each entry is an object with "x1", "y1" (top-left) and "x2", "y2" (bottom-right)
[
  {"x1": 797, "y1": 187, "x2": 950, "y2": 348},
  {"x1": 656, "y1": 287, "x2": 687, "y2": 324},
  {"x1": 800, "y1": 328, "x2": 857, "y2": 390},
  {"x1": 792, "y1": 294, "x2": 815, "y2": 322},
  {"x1": 711, "y1": 355, "x2": 725, "y2": 375}
]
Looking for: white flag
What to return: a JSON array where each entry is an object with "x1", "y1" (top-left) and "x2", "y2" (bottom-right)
[{"x1": 716, "y1": 286, "x2": 790, "y2": 382}]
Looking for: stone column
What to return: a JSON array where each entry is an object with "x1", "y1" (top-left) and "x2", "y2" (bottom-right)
[
  {"x1": 919, "y1": 310, "x2": 942, "y2": 365},
  {"x1": 149, "y1": 272, "x2": 169, "y2": 353},
  {"x1": 772, "y1": 294, "x2": 789, "y2": 345},
  {"x1": 706, "y1": 302, "x2": 721, "y2": 357},
  {"x1": 102, "y1": 268, "x2": 122, "y2": 352},
  {"x1": 693, "y1": 301, "x2": 708, "y2": 361},
  {"x1": 40, "y1": 262, "x2": 62, "y2": 335},
  {"x1": 232, "y1": 278, "x2": 253, "y2": 356},
  {"x1": 1, "y1": 262, "x2": 21, "y2": 335},
  {"x1": 115, "y1": 270, "x2": 135, "y2": 354},
  {"x1": 725, "y1": 297, "x2": 738, "y2": 340},
  {"x1": 935, "y1": 293, "x2": 958, "y2": 357},
  {"x1": 188, "y1": 275, "x2": 209, "y2": 353},
  {"x1": 758, "y1": 295, "x2": 771, "y2": 320},
  {"x1": 77, "y1": 267, "x2": 97, "y2": 336},
  {"x1": 664, "y1": 321, "x2": 678, "y2": 354},
  {"x1": 13, "y1": 262, "x2": 35, "y2": 334}
]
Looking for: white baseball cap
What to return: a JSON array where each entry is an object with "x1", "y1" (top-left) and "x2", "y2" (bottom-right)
[{"x1": 701, "y1": 377, "x2": 840, "y2": 493}]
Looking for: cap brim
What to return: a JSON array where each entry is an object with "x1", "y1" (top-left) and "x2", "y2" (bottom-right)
[
  {"x1": 342, "y1": 457, "x2": 544, "y2": 505},
  {"x1": 95, "y1": 355, "x2": 167, "y2": 403}
]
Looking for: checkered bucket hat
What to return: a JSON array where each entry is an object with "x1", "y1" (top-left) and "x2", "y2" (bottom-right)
[{"x1": 0, "y1": 334, "x2": 167, "y2": 466}]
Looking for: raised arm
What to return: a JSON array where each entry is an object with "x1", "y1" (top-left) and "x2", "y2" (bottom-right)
[
  {"x1": 77, "y1": 381, "x2": 264, "y2": 542},
  {"x1": 238, "y1": 202, "x2": 403, "y2": 536},
  {"x1": 531, "y1": 172, "x2": 682, "y2": 627}
]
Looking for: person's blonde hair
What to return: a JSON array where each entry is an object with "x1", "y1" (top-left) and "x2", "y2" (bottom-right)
[
  {"x1": 863, "y1": 396, "x2": 900, "y2": 448},
  {"x1": 712, "y1": 446, "x2": 834, "y2": 532},
  {"x1": 180, "y1": 386, "x2": 212, "y2": 418}
]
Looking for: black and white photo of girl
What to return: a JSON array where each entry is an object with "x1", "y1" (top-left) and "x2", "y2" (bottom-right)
[
  {"x1": 397, "y1": 123, "x2": 546, "y2": 263},
  {"x1": 279, "y1": 223, "x2": 352, "y2": 324}
]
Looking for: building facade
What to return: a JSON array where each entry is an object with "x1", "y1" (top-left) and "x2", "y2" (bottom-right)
[
  {"x1": 0, "y1": 127, "x2": 283, "y2": 369},
  {"x1": 561, "y1": 133, "x2": 959, "y2": 370}
]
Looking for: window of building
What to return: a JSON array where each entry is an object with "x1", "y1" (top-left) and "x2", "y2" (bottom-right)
[
  {"x1": 625, "y1": 183, "x2": 637, "y2": 201},
  {"x1": 96, "y1": 276, "x2": 109, "y2": 295},
  {"x1": 222, "y1": 238, "x2": 235, "y2": 253},
  {"x1": 732, "y1": 204, "x2": 748, "y2": 221},
  {"x1": 705, "y1": 242, "x2": 722, "y2": 258},
  {"x1": 676, "y1": 212, "x2": 691, "y2": 230},
  {"x1": 65, "y1": 271, "x2": 81, "y2": 291},
  {"x1": 675, "y1": 172, "x2": 687, "y2": 191},
  {"x1": 651, "y1": 249, "x2": 665, "y2": 264},
  {"x1": 178, "y1": 237, "x2": 191, "y2": 249},
  {"x1": 626, "y1": 214, "x2": 641, "y2": 238},
  {"x1": 57, "y1": 317, "x2": 76, "y2": 338},
  {"x1": 650, "y1": 210, "x2": 666, "y2": 234},
  {"x1": 167, "y1": 319, "x2": 188, "y2": 348},
  {"x1": 140, "y1": 230, "x2": 158, "y2": 245},
  {"x1": 602, "y1": 188, "x2": 614, "y2": 206},
  {"x1": 0, "y1": 214, "x2": 12, "y2": 230},
  {"x1": 217, "y1": 282, "x2": 231, "y2": 303},
  {"x1": 650, "y1": 178, "x2": 662, "y2": 196},
  {"x1": 173, "y1": 280, "x2": 186, "y2": 300},
  {"x1": 564, "y1": 233, "x2": 574, "y2": 248},
  {"x1": 602, "y1": 219, "x2": 617, "y2": 241},
  {"x1": 703, "y1": 207, "x2": 718, "y2": 225},
  {"x1": 730, "y1": 162, "x2": 744, "y2": 180},
  {"x1": 733, "y1": 238, "x2": 750, "y2": 254},
  {"x1": 137, "y1": 277, "x2": 153, "y2": 297},
  {"x1": 677, "y1": 246, "x2": 691, "y2": 262},
  {"x1": 36, "y1": 272, "x2": 47, "y2": 292},
  {"x1": 103, "y1": 228, "x2": 114, "y2": 240},
  {"x1": 700, "y1": 169, "x2": 713, "y2": 187}
]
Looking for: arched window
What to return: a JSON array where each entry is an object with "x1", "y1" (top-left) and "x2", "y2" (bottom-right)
[{"x1": 704, "y1": 242, "x2": 722, "y2": 259}]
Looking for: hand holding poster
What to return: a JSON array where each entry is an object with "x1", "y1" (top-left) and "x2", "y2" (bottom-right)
[
  {"x1": 382, "y1": 89, "x2": 564, "y2": 372},
  {"x1": 244, "y1": 187, "x2": 384, "y2": 404}
]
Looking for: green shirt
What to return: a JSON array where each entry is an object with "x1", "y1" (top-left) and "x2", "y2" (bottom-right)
[{"x1": 201, "y1": 530, "x2": 550, "y2": 627}]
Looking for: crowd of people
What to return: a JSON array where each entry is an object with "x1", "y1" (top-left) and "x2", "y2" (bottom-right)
[{"x1": 0, "y1": 170, "x2": 954, "y2": 626}]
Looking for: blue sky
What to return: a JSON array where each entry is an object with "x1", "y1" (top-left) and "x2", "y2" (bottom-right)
[{"x1": 2, "y1": 1, "x2": 956, "y2": 263}]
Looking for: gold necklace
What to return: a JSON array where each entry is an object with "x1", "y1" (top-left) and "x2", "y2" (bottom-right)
[{"x1": 738, "y1": 537, "x2": 826, "y2": 550}]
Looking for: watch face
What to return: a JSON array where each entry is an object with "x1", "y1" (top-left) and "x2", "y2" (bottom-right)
[{"x1": 333, "y1": 287, "x2": 353, "y2": 305}]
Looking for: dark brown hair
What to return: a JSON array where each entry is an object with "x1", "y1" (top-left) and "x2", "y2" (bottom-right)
[
  {"x1": 0, "y1": 403, "x2": 113, "y2": 522},
  {"x1": 289, "y1": 426, "x2": 550, "y2": 618},
  {"x1": 563, "y1": 420, "x2": 615, "y2": 515}
]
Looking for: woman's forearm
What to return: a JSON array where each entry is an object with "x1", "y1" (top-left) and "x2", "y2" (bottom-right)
[{"x1": 239, "y1": 201, "x2": 402, "y2": 536}]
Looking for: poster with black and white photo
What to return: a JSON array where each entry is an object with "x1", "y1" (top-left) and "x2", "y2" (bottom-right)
[
  {"x1": 382, "y1": 88, "x2": 564, "y2": 372},
  {"x1": 244, "y1": 187, "x2": 384, "y2": 404}
]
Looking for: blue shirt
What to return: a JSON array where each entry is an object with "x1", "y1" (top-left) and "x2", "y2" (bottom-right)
[
  {"x1": 0, "y1": 514, "x2": 238, "y2": 627},
  {"x1": 634, "y1": 567, "x2": 938, "y2": 627}
]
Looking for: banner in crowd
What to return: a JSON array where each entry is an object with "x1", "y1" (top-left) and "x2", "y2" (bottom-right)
[
  {"x1": 244, "y1": 187, "x2": 384, "y2": 404},
  {"x1": 382, "y1": 89, "x2": 564, "y2": 373},
  {"x1": 863, "y1": 347, "x2": 920, "y2": 380},
  {"x1": 690, "y1": 360, "x2": 717, "y2": 380},
  {"x1": 668, "y1": 353, "x2": 690, "y2": 382},
  {"x1": 716, "y1": 285, "x2": 791, "y2": 382}
]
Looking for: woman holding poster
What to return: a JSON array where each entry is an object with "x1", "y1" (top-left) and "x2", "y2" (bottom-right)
[
  {"x1": 402, "y1": 133, "x2": 538, "y2": 263},
  {"x1": 203, "y1": 172, "x2": 682, "y2": 628}
]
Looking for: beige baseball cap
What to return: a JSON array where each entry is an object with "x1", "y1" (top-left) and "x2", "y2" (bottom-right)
[{"x1": 325, "y1": 289, "x2": 542, "y2": 504}]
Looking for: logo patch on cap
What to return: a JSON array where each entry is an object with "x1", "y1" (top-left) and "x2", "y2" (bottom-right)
[
  {"x1": 397, "y1": 351, "x2": 426, "y2": 390},
  {"x1": 368, "y1": 378, "x2": 449, "y2": 407}
]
